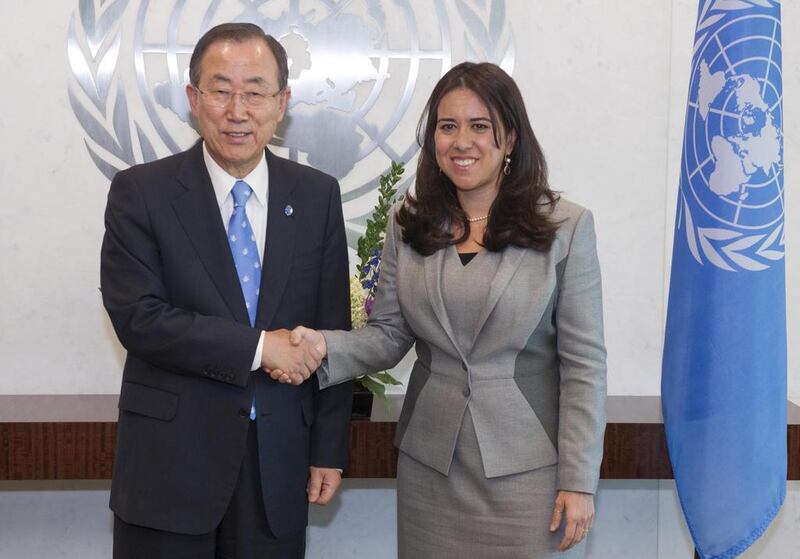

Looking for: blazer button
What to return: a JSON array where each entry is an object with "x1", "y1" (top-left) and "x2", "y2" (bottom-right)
[
  {"x1": 461, "y1": 361, "x2": 467, "y2": 371},
  {"x1": 238, "y1": 408, "x2": 250, "y2": 418},
  {"x1": 462, "y1": 387, "x2": 471, "y2": 397}
]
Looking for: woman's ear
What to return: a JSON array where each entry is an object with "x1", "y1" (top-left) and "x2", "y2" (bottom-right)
[{"x1": 506, "y1": 129, "x2": 518, "y2": 153}]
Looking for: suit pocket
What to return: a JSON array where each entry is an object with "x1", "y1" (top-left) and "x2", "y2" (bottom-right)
[{"x1": 118, "y1": 381, "x2": 178, "y2": 422}]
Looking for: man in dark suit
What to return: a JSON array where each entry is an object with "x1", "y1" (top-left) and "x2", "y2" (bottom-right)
[{"x1": 100, "y1": 22, "x2": 353, "y2": 558}]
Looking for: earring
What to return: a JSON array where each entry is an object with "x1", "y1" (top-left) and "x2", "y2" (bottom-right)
[{"x1": 503, "y1": 154, "x2": 512, "y2": 176}]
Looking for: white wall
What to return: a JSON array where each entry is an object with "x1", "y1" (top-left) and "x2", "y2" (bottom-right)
[{"x1": 1, "y1": 0, "x2": 797, "y2": 399}]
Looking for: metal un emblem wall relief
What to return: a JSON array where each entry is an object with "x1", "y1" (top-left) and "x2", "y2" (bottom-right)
[
  {"x1": 67, "y1": 0, "x2": 515, "y2": 244},
  {"x1": 678, "y1": 0, "x2": 784, "y2": 272}
]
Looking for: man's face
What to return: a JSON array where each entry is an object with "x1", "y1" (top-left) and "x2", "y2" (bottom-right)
[{"x1": 187, "y1": 38, "x2": 289, "y2": 178}]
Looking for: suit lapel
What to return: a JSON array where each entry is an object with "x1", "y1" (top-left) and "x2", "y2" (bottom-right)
[
  {"x1": 255, "y1": 150, "x2": 297, "y2": 329},
  {"x1": 468, "y1": 246, "x2": 526, "y2": 350},
  {"x1": 171, "y1": 142, "x2": 250, "y2": 324},
  {"x1": 424, "y1": 248, "x2": 467, "y2": 361}
]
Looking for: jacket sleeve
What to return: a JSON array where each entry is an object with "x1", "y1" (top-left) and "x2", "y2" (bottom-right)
[
  {"x1": 100, "y1": 170, "x2": 260, "y2": 387},
  {"x1": 319, "y1": 204, "x2": 416, "y2": 387},
  {"x1": 554, "y1": 209, "x2": 607, "y2": 494},
  {"x1": 308, "y1": 179, "x2": 355, "y2": 468}
]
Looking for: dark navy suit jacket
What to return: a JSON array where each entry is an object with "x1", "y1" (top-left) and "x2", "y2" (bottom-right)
[{"x1": 101, "y1": 141, "x2": 353, "y2": 537}]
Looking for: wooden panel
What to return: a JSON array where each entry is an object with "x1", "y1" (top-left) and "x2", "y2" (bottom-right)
[
  {"x1": 600, "y1": 423, "x2": 673, "y2": 479},
  {"x1": 1, "y1": 422, "x2": 797, "y2": 481},
  {"x1": 0, "y1": 422, "x2": 116, "y2": 480},
  {"x1": 345, "y1": 421, "x2": 398, "y2": 478},
  {"x1": 789, "y1": 422, "x2": 800, "y2": 480}
]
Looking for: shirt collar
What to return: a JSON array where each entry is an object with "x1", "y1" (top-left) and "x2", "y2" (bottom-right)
[{"x1": 202, "y1": 142, "x2": 269, "y2": 208}]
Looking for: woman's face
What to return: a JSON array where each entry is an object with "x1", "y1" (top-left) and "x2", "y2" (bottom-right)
[{"x1": 434, "y1": 87, "x2": 515, "y2": 199}]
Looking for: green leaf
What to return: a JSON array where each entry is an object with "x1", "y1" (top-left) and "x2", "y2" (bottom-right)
[
  {"x1": 356, "y1": 161, "x2": 406, "y2": 282},
  {"x1": 375, "y1": 371, "x2": 403, "y2": 386},
  {"x1": 359, "y1": 375, "x2": 387, "y2": 400}
]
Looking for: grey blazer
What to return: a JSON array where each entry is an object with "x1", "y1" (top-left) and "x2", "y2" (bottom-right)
[{"x1": 320, "y1": 198, "x2": 607, "y2": 493}]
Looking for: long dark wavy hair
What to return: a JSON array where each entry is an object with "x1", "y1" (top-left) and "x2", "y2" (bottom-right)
[{"x1": 397, "y1": 62, "x2": 560, "y2": 256}]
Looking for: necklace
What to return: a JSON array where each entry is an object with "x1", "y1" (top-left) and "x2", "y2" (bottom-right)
[{"x1": 466, "y1": 214, "x2": 489, "y2": 222}]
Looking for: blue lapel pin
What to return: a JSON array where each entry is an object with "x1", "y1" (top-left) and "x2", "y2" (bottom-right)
[{"x1": 284, "y1": 205, "x2": 294, "y2": 217}]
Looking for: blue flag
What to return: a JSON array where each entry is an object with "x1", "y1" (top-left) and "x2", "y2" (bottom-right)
[{"x1": 662, "y1": 1, "x2": 786, "y2": 558}]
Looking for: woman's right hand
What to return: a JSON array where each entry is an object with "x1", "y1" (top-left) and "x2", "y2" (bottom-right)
[{"x1": 290, "y1": 326, "x2": 327, "y2": 358}]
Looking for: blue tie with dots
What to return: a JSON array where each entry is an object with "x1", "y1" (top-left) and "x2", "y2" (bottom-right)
[{"x1": 228, "y1": 180, "x2": 261, "y2": 420}]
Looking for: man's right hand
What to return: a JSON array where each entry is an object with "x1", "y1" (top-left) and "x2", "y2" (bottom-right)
[
  {"x1": 261, "y1": 329, "x2": 322, "y2": 382},
  {"x1": 267, "y1": 326, "x2": 328, "y2": 385}
]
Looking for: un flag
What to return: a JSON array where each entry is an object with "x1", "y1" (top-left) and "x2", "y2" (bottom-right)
[{"x1": 662, "y1": 1, "x2": 786, "y2": 558}]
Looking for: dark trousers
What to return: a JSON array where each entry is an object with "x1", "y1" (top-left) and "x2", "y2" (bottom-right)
[{"x1": 113, "y1": 422, "x2": 306, "y2": 559}]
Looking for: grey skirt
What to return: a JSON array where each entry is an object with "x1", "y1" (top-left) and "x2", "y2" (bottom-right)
[{"x1": 397, "y1": 408, "x2": 586, "y2": 559}]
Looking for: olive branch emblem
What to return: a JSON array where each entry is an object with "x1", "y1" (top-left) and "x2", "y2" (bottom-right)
[
  {"x1": 694, "y1": 0, "x2": 780, "y2": 55},
  {"x1": 67, "y1": 0, "x2": 157, "y2": 180},
  {"x1": 455, "y1": 0, "x2": 514, "y2": 67},
  {"x1": 679, "y1": 193, "x2": 784, "y2": 272}
]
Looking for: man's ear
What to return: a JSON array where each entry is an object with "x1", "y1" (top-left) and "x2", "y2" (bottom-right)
[
  {"x1": 186, "y1": 84, "x2": 199, "y2": 116},
  {"x1": 277, "y1": 86, "x2": 291, "y2": 122}
]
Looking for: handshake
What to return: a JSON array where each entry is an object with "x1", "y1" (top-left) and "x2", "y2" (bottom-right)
[{"x1": 261, "y1": 326, "x2": 327, "y2": 385}]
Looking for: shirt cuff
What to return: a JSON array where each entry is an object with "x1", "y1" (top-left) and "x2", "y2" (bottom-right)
[
  {"x1": 251, "y1": 330, "x2": 265, "y2": 371},
  {"x1": 316, "y1": 359, "x2": 331, "y2": 387}
]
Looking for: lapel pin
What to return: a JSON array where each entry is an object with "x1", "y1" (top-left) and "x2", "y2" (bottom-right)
[{"x1": 284, "y1": 205, "x2": 294, "y2": 217}]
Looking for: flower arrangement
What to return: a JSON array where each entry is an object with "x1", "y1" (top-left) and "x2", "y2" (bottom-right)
[{"x1": 350, "y1": 161, "x2": 405, "y2": 399}]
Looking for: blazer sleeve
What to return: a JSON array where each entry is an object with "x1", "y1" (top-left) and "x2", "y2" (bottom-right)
[
  {"x1": 308, "y1": 179, "x2": 354, "y2": 468},
  {"x1": 318, "y1": 204, "x2": 416, "y2": 387},
  {"x1": 554, "y1": 208, "x2": 607, "y2": 494},
  {"x1": 101, "y1": 170, "x2": 260, "y2": 387}
]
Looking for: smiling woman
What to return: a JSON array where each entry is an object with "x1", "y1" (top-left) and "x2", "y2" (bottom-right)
[
  {"x1": 398, "y1": 62, "x2": 560, "y2": 257},
  {"x1": 432, "y1": 87, "x2": 516, "y2": 253},
  {"x1": 278, "y1": 62, "x2": 608, "y2": 559},
  {"x1": 434, "y1": 88, "x2": 515, "y2": 202}
]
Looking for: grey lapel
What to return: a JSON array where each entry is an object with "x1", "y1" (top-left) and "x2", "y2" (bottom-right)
[
  {"x1": 423, "y1": 247, "x2": 467, "y2": 362},
  {"x1": 468, "y1": 246, "x2": 527, "y2": 350}
]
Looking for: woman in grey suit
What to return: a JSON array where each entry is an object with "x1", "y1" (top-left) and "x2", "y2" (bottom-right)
[{"x1": 276, "y1": 62, "x2": 606, "y2": 558}]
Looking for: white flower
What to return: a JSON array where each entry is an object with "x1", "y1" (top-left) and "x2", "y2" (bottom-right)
[{"x1": 349, "y1": 276, "x2": 368, "y2": 329}]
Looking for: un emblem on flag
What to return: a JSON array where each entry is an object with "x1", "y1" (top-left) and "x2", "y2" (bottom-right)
[{"x1": 680, "y1": 5, "x2": 783, "y2": 272}]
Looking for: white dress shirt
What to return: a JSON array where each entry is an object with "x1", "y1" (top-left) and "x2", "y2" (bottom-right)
[{"x1": 202, "y1": 142, "x2": 267, "y2": 371}]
